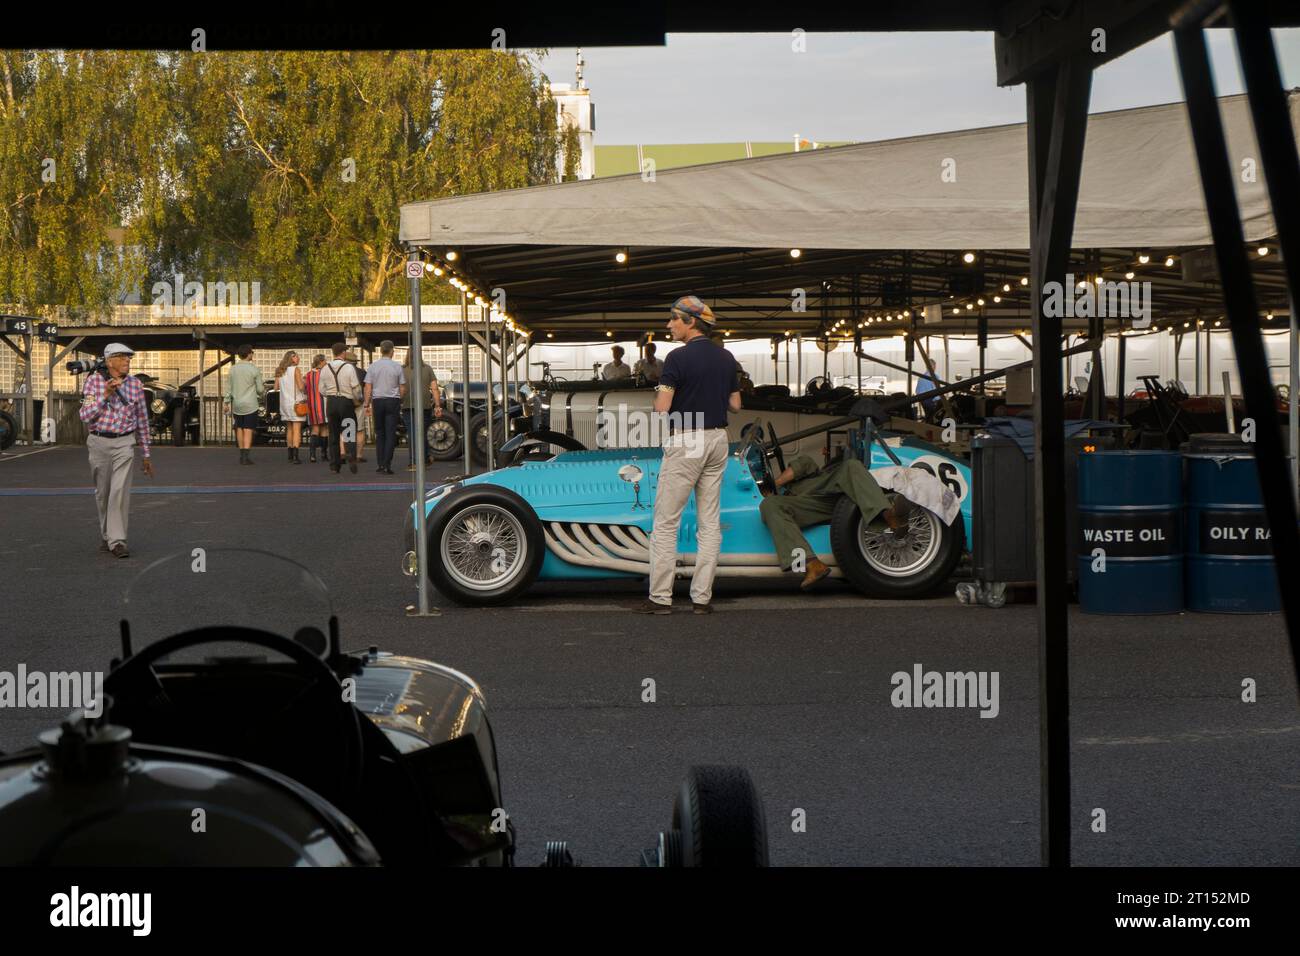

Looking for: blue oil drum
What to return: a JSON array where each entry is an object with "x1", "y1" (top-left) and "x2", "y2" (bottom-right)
[
  {"x1": 1077, "y1": 451, "x2": 1183, "y2": 614},
  {"x1": 1184, "y1": 435, "x2": 1280, "y2": 613}
]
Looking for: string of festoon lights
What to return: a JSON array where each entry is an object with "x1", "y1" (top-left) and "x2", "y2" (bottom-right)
[
  {"x1": 813, "y1": 244, "x2": 1285, "y2": 341},
  {"x1": 420, "y1": 250, "x2": 530, "y2": 340}
]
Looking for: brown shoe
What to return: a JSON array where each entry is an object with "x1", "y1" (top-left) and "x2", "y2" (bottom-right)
[
  {"x1": 884, "y1": 496, "x2": 914, "y2": 530},
  {"x1": 110, "y1": 543, "x2": 130, "y2": 559},
  {"x1": 800, "y1": 558, "x2": 831, "y2": 590},
  {"x1": 634, "y1": 599, "x2": 672, "y2": 615},
  {"x1": 692, "y1": 602, "x2": 713, "y2": 615}
]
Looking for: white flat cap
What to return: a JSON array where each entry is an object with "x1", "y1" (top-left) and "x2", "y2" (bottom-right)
[{"x1": 103, "y1": 342, "x2": 135, "y2": 357}]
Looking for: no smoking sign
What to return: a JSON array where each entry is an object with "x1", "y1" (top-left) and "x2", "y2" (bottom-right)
[{"x1": 406, "y1": 261, "x2": 424, "y2": 279}]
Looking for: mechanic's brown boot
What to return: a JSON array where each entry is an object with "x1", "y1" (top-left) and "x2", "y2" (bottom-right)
[
  {"x1": 800, "y1": 558, "x2": 831, "y2": 590},
  {"x1": 883, "y1": 496, "x2": 913, "y2": 531}
]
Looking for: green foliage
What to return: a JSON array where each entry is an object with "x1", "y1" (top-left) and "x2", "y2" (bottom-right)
[{"x1": 0, "y1": 50, "x2": 563, "y2": 308}]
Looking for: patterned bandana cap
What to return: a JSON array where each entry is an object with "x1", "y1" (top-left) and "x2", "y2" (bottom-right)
[{"x1": 671, "y1": 295, "x2": 716, "y2": 328}]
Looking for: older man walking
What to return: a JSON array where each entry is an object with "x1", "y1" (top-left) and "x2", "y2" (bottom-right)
[
  {"x1": 78, "y1": 343, "x2": 155, "y2": 558},
  {"x1": 638, "y1": 296, "x2": 740, "y2": 615}
]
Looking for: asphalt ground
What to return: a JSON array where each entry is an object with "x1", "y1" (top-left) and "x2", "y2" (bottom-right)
[{"x1": 1, "y1": 444, "x2": 1297, "y2": 867}]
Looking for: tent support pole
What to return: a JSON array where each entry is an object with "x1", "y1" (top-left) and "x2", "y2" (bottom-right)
[
  {"x1": 1175, "y1": 13, "x2": 1300, "y2": 693},
  {"x1": 1116, "y1": 332, "x2": 1127, "y2": 423},
  {"x1": 1027, "y1": 52, "x2": 1091, "y2": 869},
  {"x1": 407, "y1": 247, "x2": 437, "y2": 616}
]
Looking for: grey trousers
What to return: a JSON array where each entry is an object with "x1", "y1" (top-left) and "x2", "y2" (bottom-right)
[
  {"x1": 648, "y1": 429, "x2": 730, "y2": 606},
  {"x1": 88, "y1": 433, "x2": 138, "y2": 548}
]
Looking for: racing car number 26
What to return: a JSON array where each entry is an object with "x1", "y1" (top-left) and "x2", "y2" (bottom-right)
[{"x1": 908, "y1": 455, "x2": 968, "y2": 503}]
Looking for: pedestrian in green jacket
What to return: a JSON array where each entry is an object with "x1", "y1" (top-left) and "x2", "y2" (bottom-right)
[{"x1": 223, "y1": 344, "x2": 265, "y2": 465}]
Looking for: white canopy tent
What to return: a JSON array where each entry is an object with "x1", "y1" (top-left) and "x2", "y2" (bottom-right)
[{"x1": 401, "y1": 92, "x2": 1296, "y2": 253}]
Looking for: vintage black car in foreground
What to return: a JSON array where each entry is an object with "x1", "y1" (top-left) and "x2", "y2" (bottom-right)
[{"x1": 0, "y1": 550, "x2": 769, "y2": 867}]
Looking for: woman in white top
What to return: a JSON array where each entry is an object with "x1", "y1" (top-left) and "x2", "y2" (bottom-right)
[{"x1": 275, "y1": 350, "x2": 306, "y2": 464}]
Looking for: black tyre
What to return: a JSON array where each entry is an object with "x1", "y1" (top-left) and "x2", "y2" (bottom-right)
[
  {"x1": 468, "y1": 411, "x2": 509, "y2": 468},
  {"x1": 171, "y1": 405, "x2": 187, "y2": 446},
  {"x1": 425, "y1": 485, "x2": 545, "y2": 606},
  {"x1": 0, "y1": 410, "x2": 16, "y2": 450},
  {"x1": 426, "y1": 409, "x2": 463, "y2": 461},
  {"x1": 829, "y1": 494, "x2": 964, "y2": 598},
  {"x1": 670, "y1": 766, "x2": 769, "y2": 867}
]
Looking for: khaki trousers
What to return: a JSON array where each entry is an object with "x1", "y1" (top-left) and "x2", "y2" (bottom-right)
[
  {"x1": 88, "y1": 433, "x2": 138, "y2": 548},
  {"x1": 648, "y1": 429, "x2": 730, "y2": 605}
]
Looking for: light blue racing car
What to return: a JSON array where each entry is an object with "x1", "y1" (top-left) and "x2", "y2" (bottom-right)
[{"x1": 404, "y1": 416, "x2": 971, "y2": 606}]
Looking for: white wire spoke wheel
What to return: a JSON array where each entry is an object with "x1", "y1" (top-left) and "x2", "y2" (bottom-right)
[
  {"x1": 441, "y1": 504, "x2": 528, "y2": 592},
  {"x1": 858, "y1": 506, "x2": 941, "y2": 578}
]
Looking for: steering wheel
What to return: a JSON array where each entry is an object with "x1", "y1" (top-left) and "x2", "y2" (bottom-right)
[
  {"x1": 766, "y1": 420, "x2": 787, "y2": 478},
  {"x1": 805, "y1": 376, "x2": 831, "y2": 396},
  {"x1": 103, "y1": 626, "x2": 364, "y2": 807}
]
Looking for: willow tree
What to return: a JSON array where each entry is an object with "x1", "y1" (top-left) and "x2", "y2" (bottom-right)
[
  {"x1": 0, "y1": 49, "x2": 564, "y2": 309},
  {"x1": 170, "y1": 49, "x2": 562, "y2": 305},
  {"x1": 0, "y1": 51, "x2": 177, "y2": 310}
]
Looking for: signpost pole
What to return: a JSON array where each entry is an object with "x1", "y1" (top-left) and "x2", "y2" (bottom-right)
[
  {"x1": 461, "y1": 292, "x2": 472, "y2": 471},
  {"x1": 407, "y1": 252, "x2": 437, "y2": 616}
]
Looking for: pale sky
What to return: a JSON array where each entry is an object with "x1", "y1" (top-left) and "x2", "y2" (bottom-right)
[{"x1": 537, "y1": 29, "x2": 1300, "y2": 145}]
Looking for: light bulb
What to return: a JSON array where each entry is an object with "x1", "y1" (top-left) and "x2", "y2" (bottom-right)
[
  {"x1": 963, "y1": 252, "x2": 975, "y2": 264},
  {"x1": 1165, "y1": 256, "x2": 1175, "y2": 267},
  {"x1": 1124, "y1": 271, "x2": 1134, "y2": 280},
  {"x1": 1257, "y1": 246, "x2": 1269, "y2": 257},
  {"x1": 446, "y1": 251, "x2": 458, "y2": 261},
  {"x1": 1138, "y1": 253, "x2": 1150, "y2": 264},
  {"x1": 1020, "y1": 277, "x2": 1029, "y2": 286},
  {"x1": 790, "y1": 248, "x2": 802, "y2": 258},
  {"x1": 615, "y1": 251, "x2": 627, "y2": 263}
]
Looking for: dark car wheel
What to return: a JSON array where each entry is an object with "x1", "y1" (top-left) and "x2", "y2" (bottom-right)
[
  {"x1": 426, "y1": 409, "x2": 463, "y2": 461},
  {"x1": 829, "y1": 494, "x2": 964, "y2": 599},
  {"x1": 0, "y1": 410, "x2": 16, "y2": 450},
  {"x1": 425, "y1": 485, "x2": 545, "y2": 606},
  {"x1": 668, "y1": 766, "x2": 769, "y2": 867},
  {"x1": 171, "y1": 405, "x2": 187, "y2": 446},
  {"x1": 467, "y1": 411, "x2": 509, "y2": 468}
]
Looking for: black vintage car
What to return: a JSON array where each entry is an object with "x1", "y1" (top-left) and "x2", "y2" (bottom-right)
[
  {"x1": 136, "y1": 372, "x2": 201, "y2": 446},
  {"x1": 0, "y1": 550, "x2": 770, "y2": 867}
]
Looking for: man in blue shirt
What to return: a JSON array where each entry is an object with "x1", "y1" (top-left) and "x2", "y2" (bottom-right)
[
  {"x1": 637, "y1": 295, "x2": 741, "y2": 616},
  {"x1": 363, "y1": 339, "x2": 407, "y2": 474}
]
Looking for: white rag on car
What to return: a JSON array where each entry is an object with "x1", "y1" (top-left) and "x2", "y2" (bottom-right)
[{"x1": 869, "y1": 465, "x2": 962, "y2": 526}]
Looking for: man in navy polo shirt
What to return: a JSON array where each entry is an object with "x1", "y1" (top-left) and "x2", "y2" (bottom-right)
[{"x1": 637, "y1": 296, "x2": 741, "y2": 615}]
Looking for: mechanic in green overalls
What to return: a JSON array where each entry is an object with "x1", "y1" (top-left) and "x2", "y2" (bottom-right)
[{"x1": 759, "y1": 454, "x2": 909, "y2": 590}]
